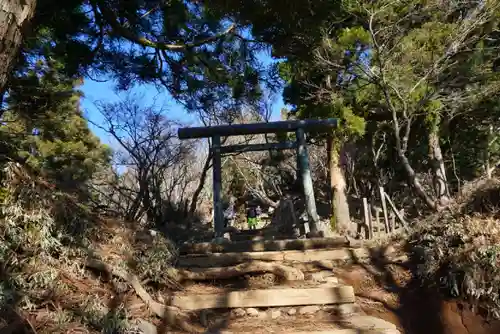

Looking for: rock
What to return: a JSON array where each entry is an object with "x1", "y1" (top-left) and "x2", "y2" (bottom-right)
[
  {"x1": 113, "y1": 281, "x2": 129, "y2": 293},
  {"x1": 287, "y1": 308, "x2": 297, "y2": 315},
  {"x1": 326, "y1": 276, "x2": 339, "y2": 284},
  {"x1": 246, "y1": 307, "x2": 259, "y2": 317},
  {"x1": 318, "y1": 276, "x2": 340, "y2": 288},
  {"x1": 156, "y1": 292, "x2": 166, "y2": 304},
  {"x1": 337, "y1": 303, "x2": 358, "y2": 317},
  {"x1": 270, "y1": 309, "x2": 281, "y2": 319},
  {"x1": 305, "y1": 272, "x2": 323, "y2": 282},
  {"x1": 92, "y1": 303, "x2": 109, "y2": 314},
  {"x1": 298, "y1": 305, "x2": 321, "y2": 314},
  {"x1": 212, "y1": 237, "x2": 230, "y2": 244},
  {"x1": 231, "y1": 308, "x2": 246, "y2": 317},
  {"x1": 305, "y1": 270, "x2": 336, "y2": 282},
  {"x1": 341, "y1": 315, "x2": 398, "y2": 331},
  {"x1": 137, "y1": 320, "x2": 157, "y2": 334}
]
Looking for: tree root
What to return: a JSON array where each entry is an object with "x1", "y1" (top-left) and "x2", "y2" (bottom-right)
[
  {"x1": 85, "y1": 259, "x2": 204, "y2": 333},
  {"x1": 86, "y1": 259, "x2": 304, "y2": 330},
  {"x1": 177, "y1": 261, "x2": 305, "y2": 281}
]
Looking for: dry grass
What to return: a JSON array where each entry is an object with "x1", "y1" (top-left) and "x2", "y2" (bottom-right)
[
  {"x1": 408, "y1": 177, "x2": 500, "y2": 319},
  {"x1": 0, "y1": 163, "x2": 179, "y2": 333},
  {"x1": 4, "y1": 159, "x2": 500, "y2": 332}
]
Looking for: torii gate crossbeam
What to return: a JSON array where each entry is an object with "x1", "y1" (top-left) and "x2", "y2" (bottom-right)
[{"x1": 178, "y1": 118, "x2": 338, "y2": 237}]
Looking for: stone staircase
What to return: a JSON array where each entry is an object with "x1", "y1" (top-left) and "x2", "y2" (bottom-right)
[{"x1": 172, "y1": 230, "x2": 400, "y2": 334}]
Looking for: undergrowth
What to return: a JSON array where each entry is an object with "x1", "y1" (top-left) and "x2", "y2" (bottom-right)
[
  {"x1": 0, "y1": 163, "x2": 179, "y2": 333},
  {"x1": 408, "y1": 177, "x2": 500, "y2": 319}
]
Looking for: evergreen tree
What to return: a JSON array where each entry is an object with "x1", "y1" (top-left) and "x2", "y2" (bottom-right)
[
  {"x1": 207, "y1": 0, "x2": 500, "y2": 223},
  {"x1": 0, "y1": 0, "x2": 37, "y2": 95},
  {"x1": 1, "y1": 59, "x2": 111, "y2": 189},
  {"x1": 208, "y1": 0, "x2": 367, "y2": 232}
]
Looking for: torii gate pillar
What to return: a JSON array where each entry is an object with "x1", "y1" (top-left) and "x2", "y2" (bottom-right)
[{"x1": 178, "y1": 119, "x2": 338, "y2": 237}]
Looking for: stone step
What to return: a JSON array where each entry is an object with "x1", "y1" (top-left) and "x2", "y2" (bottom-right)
[
  {"x1": 231, "y1": 229, "x2": 266, "y2": 236},
  {"x1": 171, "y1": 286, "x2": 356, "y2": 310},
  {"x1": 139, "y1": 320, "x2": 398, "y2": 334},
  {"x1": 229, "y1": 228, "x2": 291, "y2": 242},
  {"x1": 211, "y1": 314, "x2": 400, "y2": 333},
  {"x1": 216, "y1": 330, "x2": 399, "y2": 334},
  {"x1": 179, "y1": 237, "x2": 356, "y2": 255},
  {"x1": 177, "y1": 247, "x2": 370, "y2": 268},
  {"x1": 230, "y1": 234, "x2": 272, "y2": 242}
]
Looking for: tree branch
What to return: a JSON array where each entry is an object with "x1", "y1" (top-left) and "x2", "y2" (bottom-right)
[
  {"x1": 85, "y1": 258, "x2": 203, "y2": 333},
  {"x1": 96, "y1": 1, "x2": 236, "y2": 51}
]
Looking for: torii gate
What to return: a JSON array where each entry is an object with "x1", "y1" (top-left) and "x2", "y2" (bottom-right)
[{"x1": 177, "y1": 118, "x2": 338, "y2": 237}]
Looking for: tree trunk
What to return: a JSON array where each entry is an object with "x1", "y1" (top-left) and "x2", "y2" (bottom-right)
[
  {"x1": 140, "y1": 178, "x2": 156, "y2": 225},
  {"x1": 125, "y1": 190, "x2": 144, "y2": 221},
  {"x1": 0, "y1": 0, "x2": 36, "y2": 95},
  {"x1": 428, "y1": 128, "x2": 450, "y2": 206},
  {"x1": 250, "y1": 187, "x2": 279, "y2": 208},
  {"x1": 126, "y1": 171, "x2": 150, "y2": 222},
  {"x1": 484, "y1": 125, "x2": 499, "y2": 179},
  {"x1": 177, "y1": 261, "x2": 304, "y2": 281},
  {"x1": 189, "y1": 151, "x2": 212, "y2": 214},
  {"x1": 397, "y1": 150, "x2": 437, "y2": 210},
  {"x1": 326, "y1": 135, "x2": 351, "y2": 233},
  {"x1": 391, "y1": 112, "x2": 437, "y2": 211}
]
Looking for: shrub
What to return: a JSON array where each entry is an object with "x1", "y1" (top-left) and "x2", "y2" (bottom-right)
[{"x1": 409, "y1": 178, "x2": 500, "y2": 318}]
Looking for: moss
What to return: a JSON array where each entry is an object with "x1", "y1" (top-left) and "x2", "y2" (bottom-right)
[
  {"x1": 330, "y1": 214, "x2": 337, "y2": 231},
  {"x1": 0, "y1": 187, "x2": 9, "y2": 203}
]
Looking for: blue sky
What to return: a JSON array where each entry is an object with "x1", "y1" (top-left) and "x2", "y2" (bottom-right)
[
  {"x1": 81, "y1": 52, "x2": 286, "y2": 149},
  {"x1": 81, "y1": 80, "x2": 198, "y2": 147}
]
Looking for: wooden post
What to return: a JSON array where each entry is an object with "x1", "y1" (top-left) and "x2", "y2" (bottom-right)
[
  {"x1": 383, "y1": 192, "x2": 408, "y2": 231},
  {"x1": 178, "y1": 119, "x2": 338, "y2": 139},
  {"x1": 379, "y1": 186, "x2": 390, "y2": 233},
  {"x1": 296, "y1": 128, "x2": 320, "y2": 234},
  {"x1": 362, "y1": 198, "x2": 371, "y2": 239},
  {"x1": 288, "y1": 199, "x2": 301, "y2": 238},
  {"x1": 177, "y1": 119, "x2": 340, "y2": 239},
  {"x1": 212, "y1": 135, "x2": 224, "y2": 237},
  {"x1": 367, "y1": 203, "x2": 374, "y2": 239},
  {"x1": 374, "y1": 207, "x2": 381, "y2": 236}
]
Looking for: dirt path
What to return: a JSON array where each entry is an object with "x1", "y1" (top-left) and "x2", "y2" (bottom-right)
[
  {"x1": 173, "y1": 239, "x2": 500, "y2": 334},
  {"x1": 185, "y1": 260, "x2": 500, "y2": 333},
  {"x1": 335, "y1": 262, "x2": 500, "y2": 334}
]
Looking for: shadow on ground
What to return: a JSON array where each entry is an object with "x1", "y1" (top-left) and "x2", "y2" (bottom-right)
[
  {"x1": 338, "y1": 246, "x2": 500, "y2": 334},
  {"x1": 159, "y1": 243, "x2": 500, "y2": 333}
]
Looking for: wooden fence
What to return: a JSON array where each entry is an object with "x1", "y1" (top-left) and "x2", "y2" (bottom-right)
[{"x1": 360, "y1": 186, "x2": 408, "y2": 240}]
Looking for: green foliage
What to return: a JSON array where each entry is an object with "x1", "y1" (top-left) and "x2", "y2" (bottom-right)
[
  {"x1": 2, "y1": 60, "x2": 111, "y2": 189},
  {"x1": 297, "y1": 0, "x2": 500, "y2": 182},
  {"x1": 81, "y1": 305, "x2": 129, "y2": 334},
  {"x1": 0, "y1": 0, "x2": 271, "y2": 130},
  {"x1": 0, "y1": 187, "x2": 8, "y2": 203},
  {"x1": 133, "y1": 235, "x2": 178, "y2": 287},
  {"x1": 223, "y1": 2, "x2": 370, "y2": 140},
  {"x1": 298, "y1": 99, "x2": 366, "y2": 140}
]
